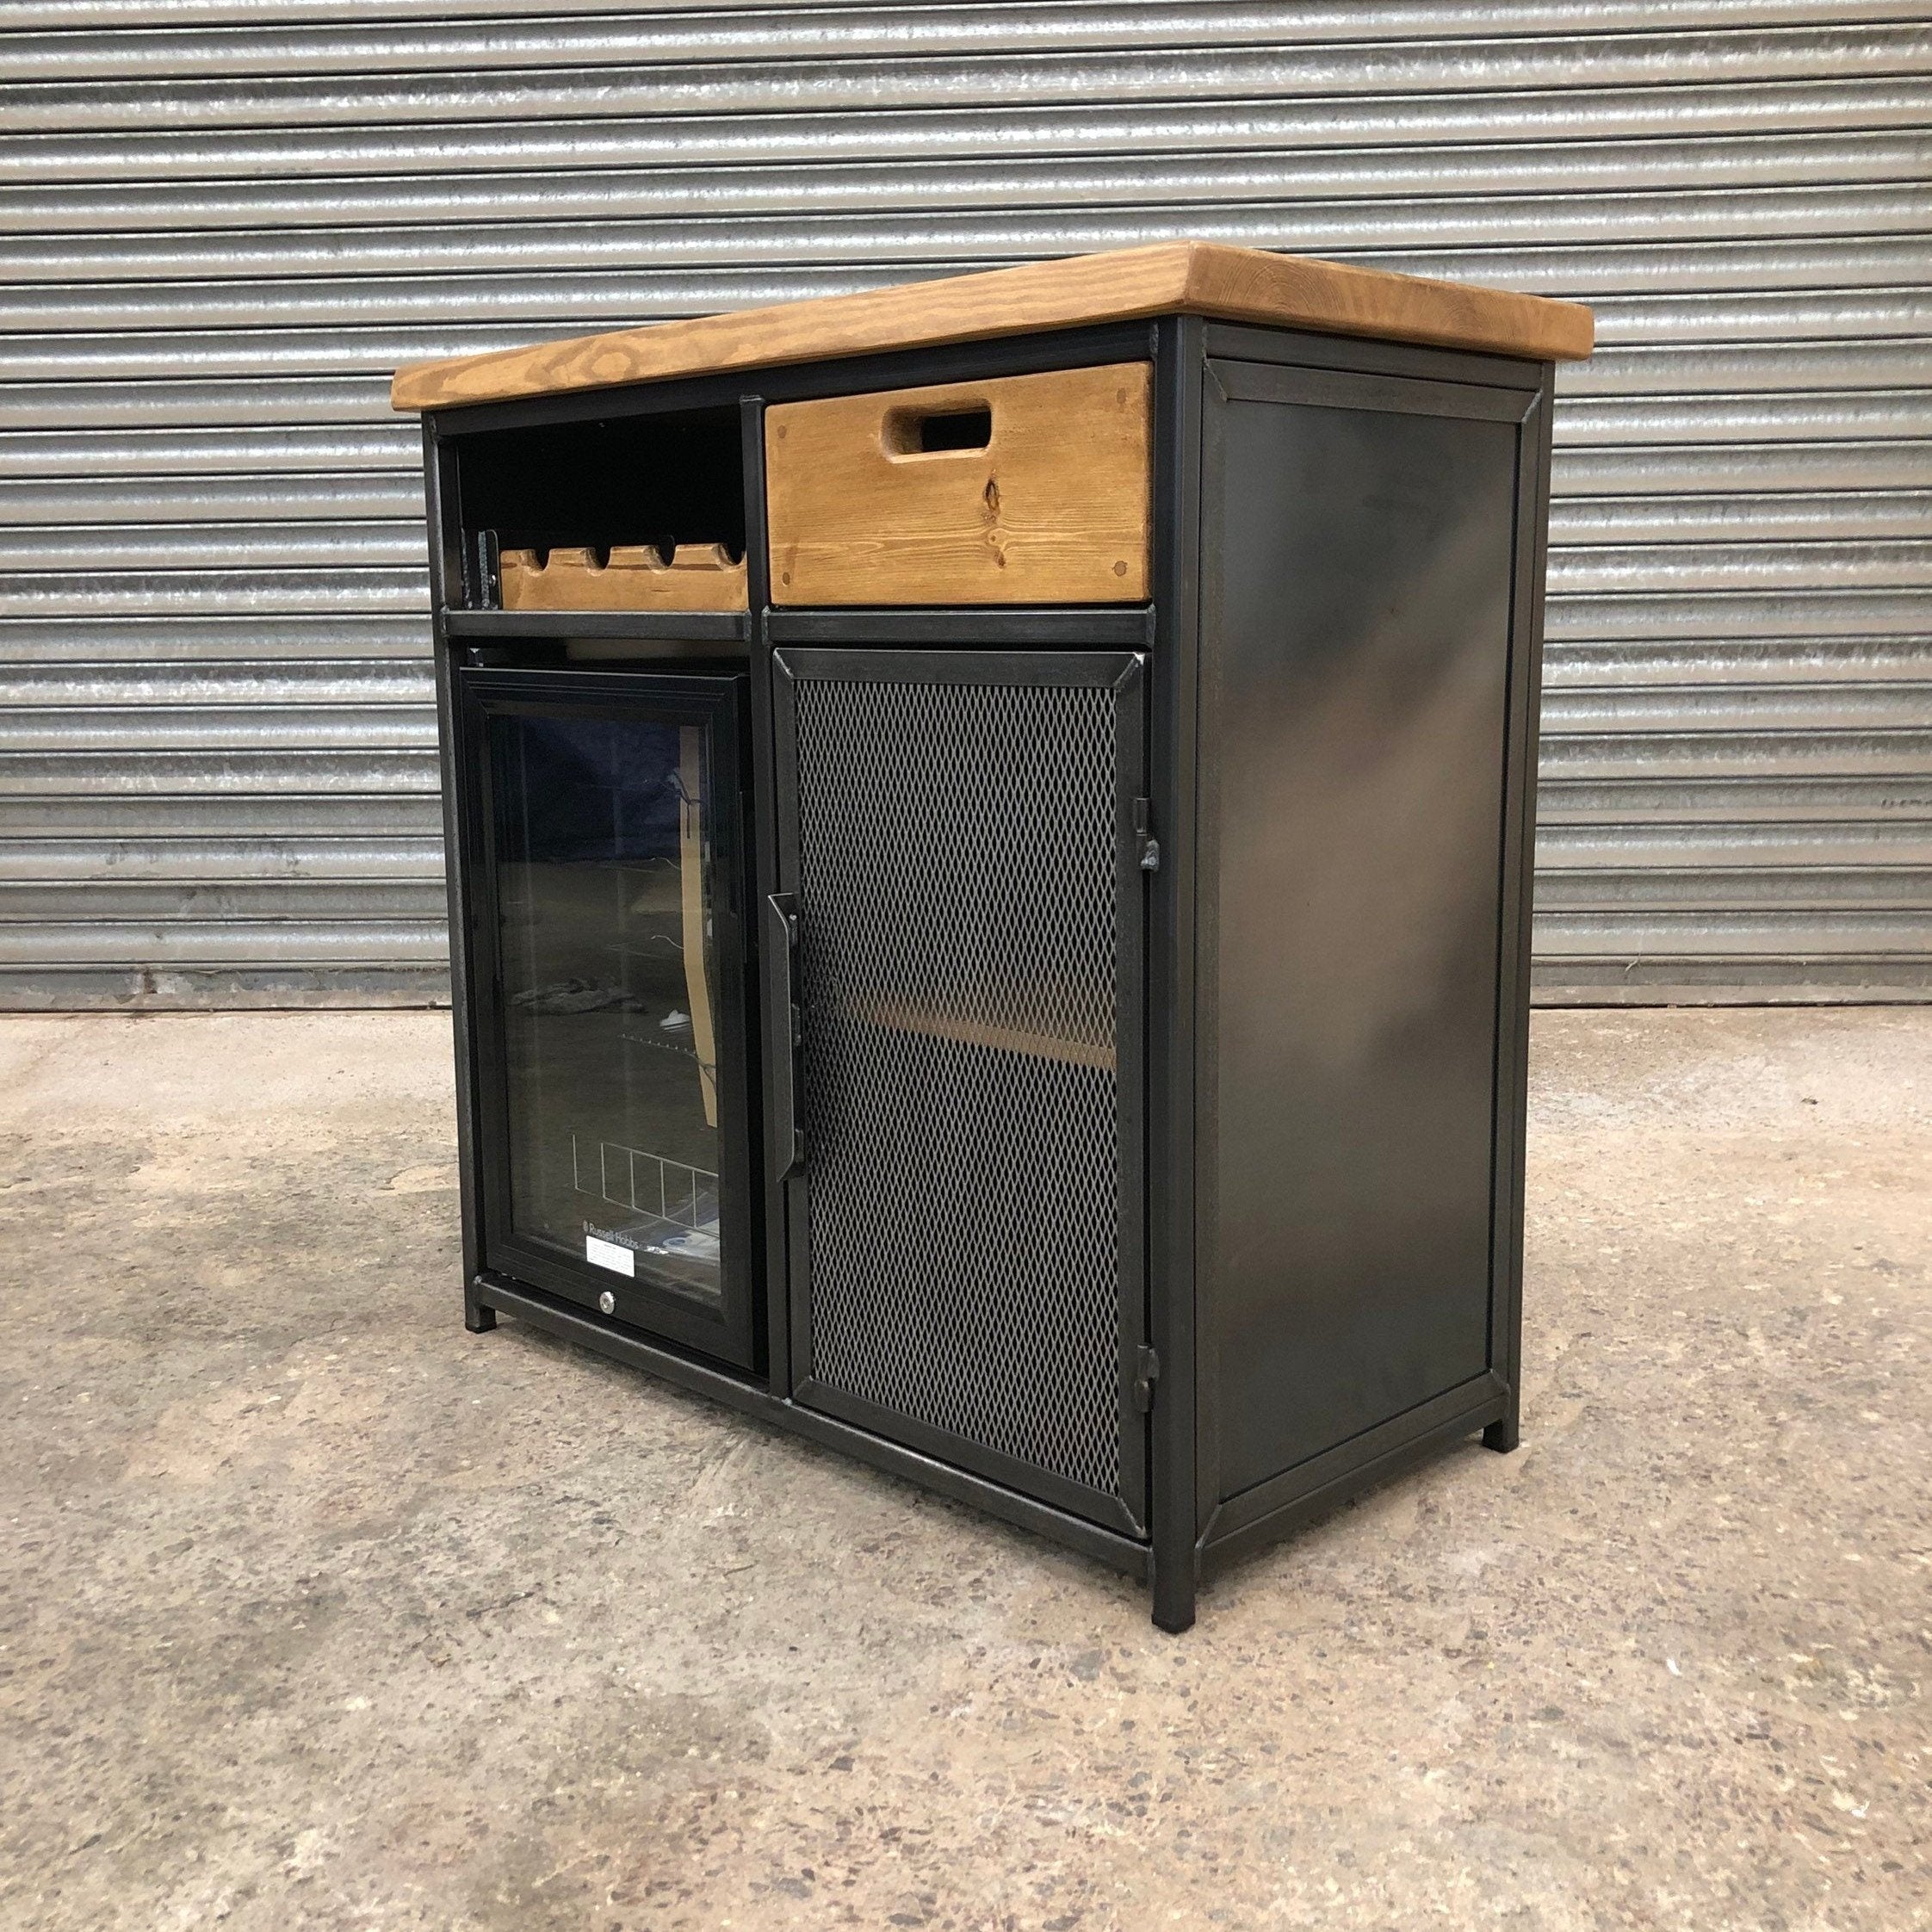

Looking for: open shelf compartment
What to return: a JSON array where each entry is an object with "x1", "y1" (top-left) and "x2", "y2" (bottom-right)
[{"x1": 452, "y1": 406, "x2": 747, "y2": 615}]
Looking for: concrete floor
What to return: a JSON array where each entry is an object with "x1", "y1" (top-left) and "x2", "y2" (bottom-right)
[{"x1": 1, "y1": 1008, "x2": 1927, "y2": 1930}]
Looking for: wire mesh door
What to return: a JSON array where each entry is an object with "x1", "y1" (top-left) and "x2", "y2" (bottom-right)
[{"x1": 771, "y1": 649, "x2": 1148, "y2": 1533}]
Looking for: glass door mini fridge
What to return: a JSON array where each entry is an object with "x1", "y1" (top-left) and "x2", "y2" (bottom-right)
[{"x1": 455, "y1": 666, "x2": 760, "y2": 1369}]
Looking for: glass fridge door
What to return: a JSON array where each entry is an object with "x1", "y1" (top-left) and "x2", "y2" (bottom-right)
[{"x1": 460, "y1": 667, "x2": 758, "y2": 1369}]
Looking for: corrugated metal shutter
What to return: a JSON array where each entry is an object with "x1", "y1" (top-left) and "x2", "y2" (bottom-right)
[{"x1": 2, "y1": 1, "x2": 1927, "y2": 1006}]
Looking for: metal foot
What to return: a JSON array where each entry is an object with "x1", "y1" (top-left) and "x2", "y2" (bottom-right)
[
  {"x1": 1149, "y1": 1552, "x2": 1197, "y2": 1634},
  {"x1": 465, "y1": 1297, "x2": 498, "y2": 1334},
  {"x1": 1483, "y1": 1414, "x2": 1519, "y2": 1453}
]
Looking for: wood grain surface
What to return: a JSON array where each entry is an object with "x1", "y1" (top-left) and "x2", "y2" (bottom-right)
[
  {"x1": 498, "y1": 542, "x2": 748, "y2": 613},
  {"x1": 392, "y1": 242, "x2": 1593, "y2": 412},
  {"x1": 676, "y1": 725, "x2": 719, "y2": 1130},
  {"x1": 861, "y1": 999, "x2": 1117, "y2": 1074},
  {"x1": 765, "y1": 363, "x2": 1150, "y2": 606}
]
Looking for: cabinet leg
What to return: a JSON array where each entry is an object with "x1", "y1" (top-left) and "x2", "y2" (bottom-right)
[
  {"x1": 1149, "y1": 1551, "x2": 1197, "y2": 1635},
  {"x1": 465, "y1": 1291, "x2": 498, "y2": 1334},
  {"x1": 1483, "y1": 1408, "x2": 1519, "y2": 1454}
]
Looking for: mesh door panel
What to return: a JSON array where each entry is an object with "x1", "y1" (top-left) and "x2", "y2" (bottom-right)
[{"x1": 792, "y1": 672, "x2": 1125, "y2": 1501}]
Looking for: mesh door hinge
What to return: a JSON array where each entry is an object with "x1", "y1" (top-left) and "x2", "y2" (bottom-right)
[
  {"x1": 1132, "y1": 796, "x2": 1161, "y2": 872},
  {"x1": 1132, "y1": 1345, "x2": 1161, "y2": 1413}
]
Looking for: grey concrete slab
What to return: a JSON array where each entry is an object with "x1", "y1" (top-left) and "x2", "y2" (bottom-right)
[{"x1": 1, "y1": 1008, "x2": 1926, "y2": 1930}]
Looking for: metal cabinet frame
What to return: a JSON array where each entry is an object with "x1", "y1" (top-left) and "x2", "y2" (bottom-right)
[{"x1": 421, "y1": 313, "x2": 1556, "y2": 1632}]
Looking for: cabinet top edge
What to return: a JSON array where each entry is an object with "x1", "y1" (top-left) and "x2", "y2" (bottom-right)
[{"x1": 391, "y1": 242, "x2": 1594, "y2": 416}]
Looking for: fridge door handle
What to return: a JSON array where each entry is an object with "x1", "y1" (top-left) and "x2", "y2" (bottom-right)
[{"x1": 765, "y1": 892, "x2": 806, "y2": 1178}]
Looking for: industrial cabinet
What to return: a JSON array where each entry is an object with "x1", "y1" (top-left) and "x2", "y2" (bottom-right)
[{"x1": 395, "y1": 242, "x2": 1594, "y2": 1629}]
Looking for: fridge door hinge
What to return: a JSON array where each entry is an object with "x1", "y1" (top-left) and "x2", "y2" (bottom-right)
[
  {"x1": 1132, "y1": 1344, "x2": 1161, "y2": 1413},
  {"x1": 1132, "y1": 796, "x2": 1161, "y2": 873},
  {"x1": 465, "y1": 528, "x2": 501, "y2": 610}
]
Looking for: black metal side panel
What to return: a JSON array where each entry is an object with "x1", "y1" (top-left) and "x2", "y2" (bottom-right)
[
  {"x1": 1198, "y1": 359, "x2": 1531, "y2": 1503},
  {"x1": 772, "y1": 648, "x2": 1148, "y2": 1537}
]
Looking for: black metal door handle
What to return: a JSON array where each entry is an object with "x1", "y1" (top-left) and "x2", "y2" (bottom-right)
[{"x1": 765, "y1": 892, "x2": 806, "y2": 1177}]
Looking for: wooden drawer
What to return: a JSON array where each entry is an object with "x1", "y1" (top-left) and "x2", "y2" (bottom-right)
[{"x1": 765, "y1": 362, "x2": 1151, "y2": 605}]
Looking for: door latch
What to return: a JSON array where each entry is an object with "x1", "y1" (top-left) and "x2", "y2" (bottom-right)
[
  {"x1": 1132, "y1": 796, "x2": 1161, "y2": 873},
  {"x1": 1132, "y1": 1344, "x2": 1161, "y2": 1413}
]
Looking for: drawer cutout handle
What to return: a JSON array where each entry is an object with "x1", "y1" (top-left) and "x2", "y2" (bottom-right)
[{"x1": 882, "y1": 403, "x2": 992, "y2": 458}]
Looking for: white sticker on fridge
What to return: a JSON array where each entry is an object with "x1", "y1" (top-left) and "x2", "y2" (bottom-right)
[{"x1": 585, "y1": 1233, "x2": 635, "y2": 1278}]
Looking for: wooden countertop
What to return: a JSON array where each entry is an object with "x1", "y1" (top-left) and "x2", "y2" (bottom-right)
[{"x1": 391, "y1": 242, "x2": 1593, "y2": 413}]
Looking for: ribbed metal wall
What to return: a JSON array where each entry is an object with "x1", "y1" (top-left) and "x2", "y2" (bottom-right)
[{"x1": 1, "y1": 2, "x2": 1927, "y2": 1006}]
